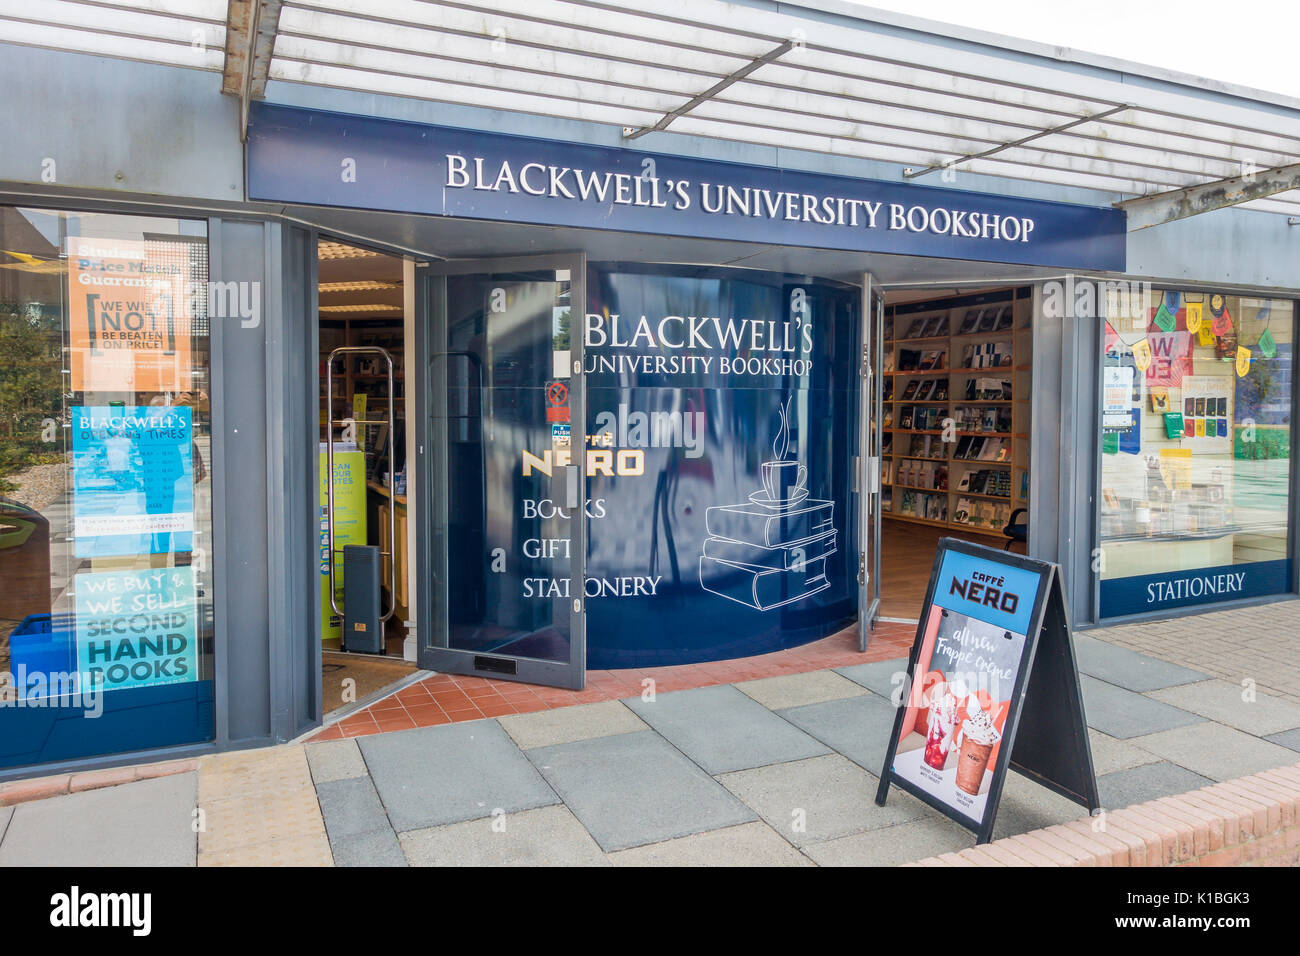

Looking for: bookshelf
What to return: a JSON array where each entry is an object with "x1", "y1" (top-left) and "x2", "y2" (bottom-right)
[{"x1": 881, "y1": 287, "x2": 1032, "y2": 539}]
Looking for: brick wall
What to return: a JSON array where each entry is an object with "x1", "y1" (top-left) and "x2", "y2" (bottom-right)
[{"x1": 909, "y1": 762, "x2": 1300, "y2": 867}]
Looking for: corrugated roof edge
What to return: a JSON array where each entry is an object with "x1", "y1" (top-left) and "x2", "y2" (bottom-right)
[{"x1": 771, "y1": 0, "x2": 1300, "y2": 114}]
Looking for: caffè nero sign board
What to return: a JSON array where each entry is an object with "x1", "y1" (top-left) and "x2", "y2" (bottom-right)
[
  {"x1": 248, "y1": 103, "x2": 1127, "y2": 271},
  {"x1": 876, "y1": 539, "x2": 1099, "y2": 844}
]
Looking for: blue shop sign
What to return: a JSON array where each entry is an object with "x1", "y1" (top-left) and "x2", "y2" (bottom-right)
[
  {"x1": 933, "y1": 547, "x2": 1043, "y2": 635},
  {"x1": 248, "y1": 103, "x2": 1126, "y2": 271},
  {"x1": 1100, "y1": 558, "x2": 1292, "y2": 618}
]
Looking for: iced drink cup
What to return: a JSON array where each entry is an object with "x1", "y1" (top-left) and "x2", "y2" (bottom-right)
[
  {"x1": 921, "y1": 682, "x2": 963, "y2": 770},
  {"x1": 954, "y1": 703, "x2": 1000, "y2": 796}
]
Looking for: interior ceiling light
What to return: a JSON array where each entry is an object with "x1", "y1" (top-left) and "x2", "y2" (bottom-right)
[
  {"x1": 318, "y1": 280, "x2": 400, "y2": 292},
  {"x1": 318, "y1": 303, "x2": 403, "y2": 312},
  {"x1": 317, "y1": 242, "x2": 383, "y2": 260}
]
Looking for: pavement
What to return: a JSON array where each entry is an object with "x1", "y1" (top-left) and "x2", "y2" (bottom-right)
[{"x1": 1, "y1": 600, "x2": 1298, "y2": 866}]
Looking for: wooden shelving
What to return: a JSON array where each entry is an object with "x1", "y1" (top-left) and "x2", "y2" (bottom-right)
[{"x1": 881, "y1": 286, "x2": 1032, "y2": 536}]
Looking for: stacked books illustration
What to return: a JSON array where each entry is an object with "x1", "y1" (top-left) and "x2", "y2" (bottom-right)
[{"x1": 699, "y1": 399, "x2": 836, "y2": 611}]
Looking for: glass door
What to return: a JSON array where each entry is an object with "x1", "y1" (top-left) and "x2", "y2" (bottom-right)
[
  {"x1": 414, "y1": 254, "x2": 586, "y2": 689},
  {"x1": 858, "y1": 277, "x2": 884, "y2": 649}
]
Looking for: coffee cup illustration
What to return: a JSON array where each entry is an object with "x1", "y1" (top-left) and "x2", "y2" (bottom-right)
[
  {"x1": 761, "y1": 459, "x2": 806, "y2": 503},
  {"x1": 699, "y1": 394, "x2": 836, "y2": 612}
]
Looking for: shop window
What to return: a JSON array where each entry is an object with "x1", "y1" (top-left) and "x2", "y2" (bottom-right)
[
  {"x1": 1098, "y1": 289, "x2": 1294, "y2": 617},
  {"x1": 0, "y1": 207, "x2": 215, "y2": 770}
]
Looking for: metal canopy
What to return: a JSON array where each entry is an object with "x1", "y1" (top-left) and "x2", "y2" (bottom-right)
[{"x1": 4, "y1": 0, "x2": 1300, "y2": 220}]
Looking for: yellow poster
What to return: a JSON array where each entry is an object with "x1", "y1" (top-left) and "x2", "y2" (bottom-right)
[
  {"x1": 1184, "y1": 301, "x2": 1203, "y2": 334},
  {"x1": 1159, "y1": 449, "x2": 1193, "y2": 490},
  {"x1": 66, "y1": 237, "x2": 194, "y2": 393},
  {"x1": 1236, "y1": 345, "x2": 1251, "y2": 377},
  {"x1": 1197, "y1": 323, "x2": 1216, "y2": 347},
  {"x1": 319, "y1": 445, "x2": 367, "y2": 642},
  {"x1": 1131, "y1": 337, "x2": 1153, "y2": 372}
]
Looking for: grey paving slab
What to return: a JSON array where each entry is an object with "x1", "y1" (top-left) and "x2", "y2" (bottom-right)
[
  {"x1": 835, "y1": 658, "x2": 910, "y2": 699},
  {"x1": 803, "y1": 815, "x2": 973, "y2": 867},
  {"x1": 526, "y1": 730, "x2": 756, "y2": 852},
  {"x1": 0, "y1": 773, "x2": 196, "y2": 867},
  {"x1": 609, "y1": 821, "x2": 811, "y2": 867},
  {"x1": 331, "y1": 826, "x2": 407, "y2": 867},
  {"x1": 400, "y1": 805, "x2": 608, "y2": 866},
  {"x1": 623, "y1": 684, "x2": 829, "y2": 774},
  {"x1": 990, "y1": 771, "x2": 1094, "y2": 841},
  {"x1": 306, "y1": 739, "x2": 368, "y2": 784},
  {"x1": 778, "y1": 691, "x2": 899, "y2": 774},
  {"x1": 496, "y1": 700, "x2": 646, "y2": 750},
  {"x1": 1147, "y1": 680, "x2": 1300, "y2": 737},
  {"x1": 1080, "y1": 674, "x2": 1205, "y2": 739},
  {"x1": 1097, "y1": 762, "x2": 1214, "y2": 811},
  {"x1": 1127, "y1": 722, "x2": 1298, "y2": 782},
  {"x1": 718, "y1": 753, "x2": 927, "y2": 847},
  {"x1": 1088, "y1": 729, "x2": 1161, "y2": 776},
  {"x1": 735, "y1": 669, "x2": 867, "y2": 711},
  {"x1": 1072, "y1": 634, "x2": 1208, "y2": 692},
  {"x1": 1265, "y1": 728, "x2": 1300, "y2": 752},
  {"x1": 316, "y1": 776, "x2": 391, "y2": 842},
  {"x1": 359, "y1": 721, "x2": 558, "y2": 832}
]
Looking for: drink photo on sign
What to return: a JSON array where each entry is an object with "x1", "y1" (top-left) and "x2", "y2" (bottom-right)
[{"x1": 891, "y1": 603, "x2": 1022, "y2": 823}]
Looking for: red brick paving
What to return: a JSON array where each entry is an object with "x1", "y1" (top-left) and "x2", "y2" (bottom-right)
[{"x1": 309, "y1": 621, "x2": 916, "y2": 742}]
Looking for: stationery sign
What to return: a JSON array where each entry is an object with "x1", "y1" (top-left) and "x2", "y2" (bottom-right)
[
  {"x1": 248, "y1": 103, "x2": 1126, "y2": 271},
  {"x1": 876, "y1": 539, "x2": 1099, "y2": 843}
]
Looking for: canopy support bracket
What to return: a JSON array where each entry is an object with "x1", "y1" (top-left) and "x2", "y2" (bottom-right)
[{"x1": 623, "y1": 40, "x2": 793, "y2": 141}]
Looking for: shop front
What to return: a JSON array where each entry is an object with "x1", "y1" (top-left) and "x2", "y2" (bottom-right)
[
  {"x1": 244, "y1": 101, "x2": 1136, "y2": 689},
  {"x1": 0, "y1": 91, "x2": 1296, "y2": 776}
]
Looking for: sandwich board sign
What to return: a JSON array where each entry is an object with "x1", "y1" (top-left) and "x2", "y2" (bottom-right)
[{"x1": 875, "y1": 538, "x2": 1099, "y2": 844}]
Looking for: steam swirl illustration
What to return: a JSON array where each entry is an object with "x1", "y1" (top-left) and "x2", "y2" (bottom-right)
[{"x1": 774, "y1": 394, "x2": 791, "y2": 461}]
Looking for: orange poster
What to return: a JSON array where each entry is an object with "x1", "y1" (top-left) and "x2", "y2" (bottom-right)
[{"x1": 66, "y1": 236, "x2": 193, "y2": 393}]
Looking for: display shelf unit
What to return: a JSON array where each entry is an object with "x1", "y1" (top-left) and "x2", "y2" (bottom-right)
[{"x1": 881, "y1": 287, "x2": 1032, "y2": 539}]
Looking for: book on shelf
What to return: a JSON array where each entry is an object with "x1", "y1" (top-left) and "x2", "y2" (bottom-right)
[
  {"x1": 897, "y1": 348, "x2": 921, "y2": 370},
  {"x1": 900, "y1": 380, "x2": 920, "y2": 400},
  {"x1": 699, "y1": 555, "x2": 831, "y2": 611},
  {"x1": 704, "y1": 499, "x2": 834, "y2": 548},
  {"x1": 914, "y1": 379, "x2": 936, "y2": 401},
  {"x1": 904, "y1": 317, "x2": 927, "y2": 339},
  {"x1": 958, "y1": 310, "x2": 981, "y2": 334},
  {"x1": 994, "y1": 304, "x2": 1014, "y2": 330},
  {"x1": 976, "y1": 309, "x2": 999, "y2": 333},
  {"x1": 932, "y1": 379, "x2": 949, "y2": 401},
  {"x1": 920, "y1": 315, "x2": 948, "y2": 337},
  {"x1": 918, "y1": 350, "x2": 945, "y2": 370}
]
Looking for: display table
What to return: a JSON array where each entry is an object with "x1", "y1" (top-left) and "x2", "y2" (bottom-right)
[{"x1": 1102, "y1": 533, "x2": 1234, "y2": 580}]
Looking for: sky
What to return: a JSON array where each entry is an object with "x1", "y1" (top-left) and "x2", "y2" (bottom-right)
[{"x1": 845, "y1": 0, "x2": 1300, "y2": 99}]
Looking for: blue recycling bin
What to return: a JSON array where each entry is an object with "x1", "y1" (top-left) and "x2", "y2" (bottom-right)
[{"x1": 8, "y1": 613, "x2": 77, "y2": 700}]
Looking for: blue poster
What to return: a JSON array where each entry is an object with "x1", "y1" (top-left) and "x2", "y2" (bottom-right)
[
  {"x1": 74, "y1": 566, "x2": 198, "y2": 691},
  {"x1": 71, "y1": 405, "x2": 194, "y2": 557}
]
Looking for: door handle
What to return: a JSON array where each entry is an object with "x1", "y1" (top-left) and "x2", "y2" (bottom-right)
[{"x1": 565, "y1": 464, "x2": 580, "y2": 510}]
